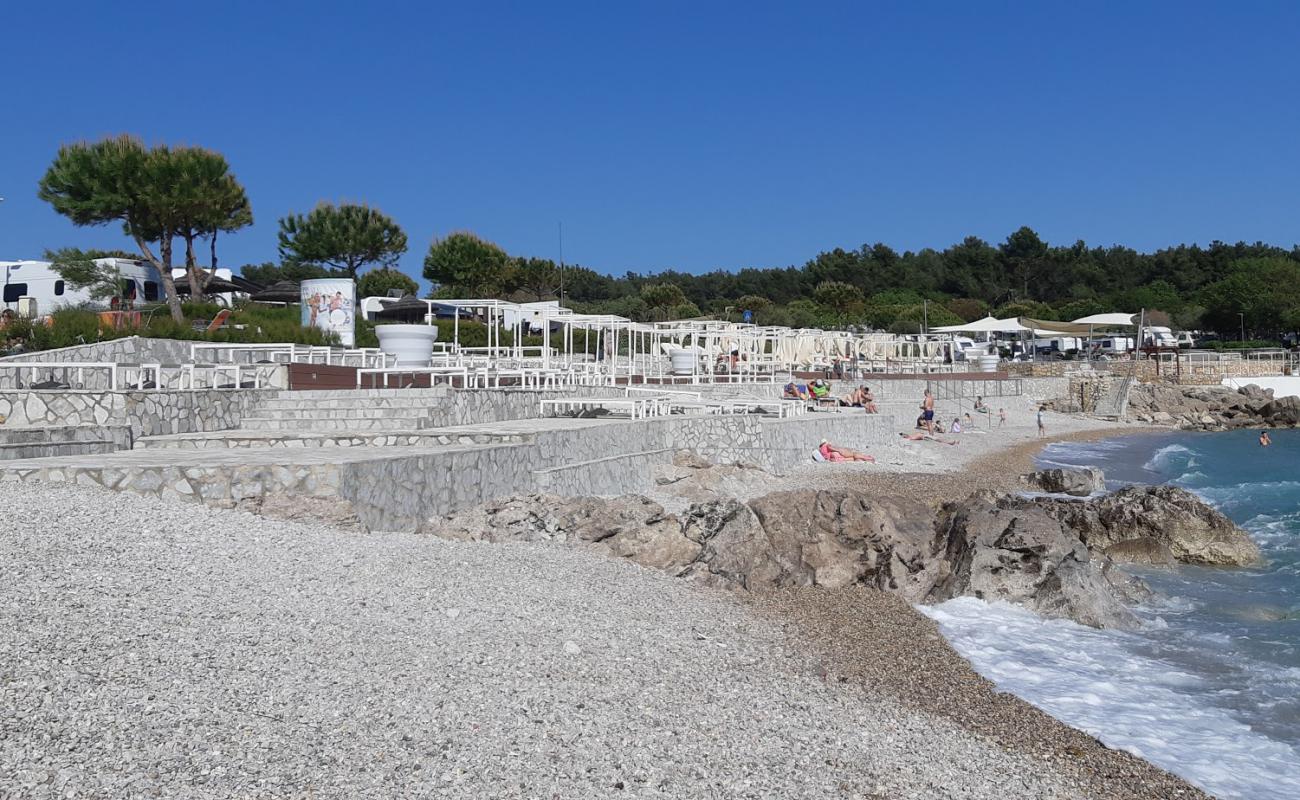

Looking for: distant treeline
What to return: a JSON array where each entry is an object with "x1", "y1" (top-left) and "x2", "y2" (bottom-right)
[{"x1": 243, "y1": 226, "x2": 1300, "y2": 339}]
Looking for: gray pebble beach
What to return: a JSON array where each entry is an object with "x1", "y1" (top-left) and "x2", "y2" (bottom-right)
[{"x1": 0, "y1": 481, "x2": 1104, "y2": 799}]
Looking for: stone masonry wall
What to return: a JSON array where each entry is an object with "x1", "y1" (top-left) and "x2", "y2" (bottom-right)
[
  {"x1": 0, "y1": 425, "x2": 133, "y2": 461},
  {"x1": 0, "y1": 389, "x2": 269, "y2": 440},
  {"x1": 0, "y1": 336, "x2": 195, "y2": 366}
]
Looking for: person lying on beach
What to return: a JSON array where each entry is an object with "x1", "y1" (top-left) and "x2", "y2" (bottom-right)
[
  {"x1": 842, "y1": 385, "x2": 879, "y2": 413},
  {"x1": 818, "y1": 439, "x2": 876, "y2": 462},
  {"x1": 898, "y1": 432, "x2": 959, "y2": 446},
  {"x1": 783, "y1": 382, "x2": 810, "y2": 400},
  {"x1": 809, "y1": 379, "x2": 833, "y2": 401}
]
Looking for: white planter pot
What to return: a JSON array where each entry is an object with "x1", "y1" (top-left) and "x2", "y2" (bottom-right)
[
  {"x1": 669, "y1": 349, "x2": 696, "y2": 376},
  {"x1": 376, "y1": 324, "x2": 440, "y2": 368}
]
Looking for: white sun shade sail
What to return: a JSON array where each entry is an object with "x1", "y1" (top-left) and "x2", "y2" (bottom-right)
[
  {"x1": 1071, "y1": 312, "x2": 1139, "y2": 327},
  {"x1": 931, "y1": 315, "x2": 1033, "y2": 333}
]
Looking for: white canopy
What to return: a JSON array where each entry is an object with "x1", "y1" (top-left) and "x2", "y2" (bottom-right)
[
  {"x1": 931, "y1": 315, "x2": 1032, "y2": 333},
  {"x1": 1071, "y1": 313, "x2": 1138, "y2": 327}
]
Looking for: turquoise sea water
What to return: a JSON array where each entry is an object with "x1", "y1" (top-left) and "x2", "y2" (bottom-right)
[{"x1": 921, "y1": 429, "x2": 1300, "y2": 799}]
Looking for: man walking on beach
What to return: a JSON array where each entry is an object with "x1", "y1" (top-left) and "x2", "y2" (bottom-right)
[{"x1": 922, "y1": 389, "x2": 936, "y2": 434}]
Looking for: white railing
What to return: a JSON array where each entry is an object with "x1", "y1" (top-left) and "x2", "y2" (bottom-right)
[
  {"x1": 189, "y1": 343, "x2": 393, "y2": 368},
  {"x1": 0, "y1": 361, "x2": 274, "y2": 391}
]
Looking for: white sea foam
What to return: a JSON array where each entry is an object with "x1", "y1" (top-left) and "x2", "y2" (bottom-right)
[
  {"x1": 1143, "y1": 442, "x2": 1195, "y2": 473},
  {"x1": 921, "y1": 597, "x2": 1300, "y2": 800}
]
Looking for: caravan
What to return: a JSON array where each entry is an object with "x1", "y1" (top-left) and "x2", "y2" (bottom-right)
[{"x1": 1, "y1": 258, "x2": 163, "y2": 316}]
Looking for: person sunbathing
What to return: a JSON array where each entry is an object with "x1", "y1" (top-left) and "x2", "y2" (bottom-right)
[
  {"x1": 899, "y1": 432, "x2": 959, "y2": 446},
  {"x1": 843, "y1": 385, "x2": 879, "y2": 413},
  {"x1": 783, "y1": 382, "x2": 810, "y2": 400},
  {"x1": 818, "y1": 439, "x2": 876, "y2": 462},
  {"x1": 974, "y1": 396, "x2": 990, "y2": 413}
]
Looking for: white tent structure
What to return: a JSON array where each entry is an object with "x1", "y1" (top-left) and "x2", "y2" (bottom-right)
[
  {"x1": 931, "y1": 316, "x2": 1032, "y2": 334},
  {"x1": 1071, "y1": 313, "x2": 1138, "y2": 327}
]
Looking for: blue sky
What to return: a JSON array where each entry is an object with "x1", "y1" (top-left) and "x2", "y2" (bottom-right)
[{"x1": 3, "y1": 1, "x2": 1298, "y2": 291}]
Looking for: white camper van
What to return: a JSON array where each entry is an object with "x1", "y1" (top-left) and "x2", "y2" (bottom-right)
[
  {"x1": 1, "y1": 258, "x2": 163, "y2": 316},
  {"x1": 1143, "y1": 326, "x2": 1179, "y2": 349}
]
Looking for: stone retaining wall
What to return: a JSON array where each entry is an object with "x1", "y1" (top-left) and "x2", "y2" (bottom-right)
[
  {"x1": 0, "y1": 425, "x2": 133, "y2": 461},
  {"x1": 0, "y1": 389, "x2": 267, "y2": 439},
  {"x1": 0, "y1": 336, "x2": 196, "y2": 366},
  {"x1": 0, "y1": 406, "x2": 902, "y2": 530}
]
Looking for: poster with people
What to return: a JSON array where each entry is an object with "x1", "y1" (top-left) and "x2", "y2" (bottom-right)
[{"x1": 300, "y1": 278, "x2": 356, "y2": 347}]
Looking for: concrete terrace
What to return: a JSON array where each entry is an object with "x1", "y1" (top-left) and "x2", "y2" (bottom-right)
[{"x1": 0, "y1": 383, "x2": 901, "y2": 531}]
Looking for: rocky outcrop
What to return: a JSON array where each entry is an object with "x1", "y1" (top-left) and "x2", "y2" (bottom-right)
[
  {"x1": 1127, "y1": 383, "x2": 1296, "y2": 430},
  {"x1": 241, "y1": 494, "x2": 364, "y2": 532},
  {"x1": 420, "y1": 493, "x2": 700, "y2": 571},
  {"x1": 929, "y1": 494, "x2": 1139, "y2": 629},
  {"x1": 1030, "y1": 485, "x2": 1261, "y2": 566},
  {"x1": 1021, "y1": 467, "x2": 1106, "y2": 496},
  {"x1": 421, "y1": 478, "x2": 1257, "y2": 630}
]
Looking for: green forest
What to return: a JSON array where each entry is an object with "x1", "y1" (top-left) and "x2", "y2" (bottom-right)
[{"x1": 401, "y1": 227, "x2": 1300, "y2": 342}]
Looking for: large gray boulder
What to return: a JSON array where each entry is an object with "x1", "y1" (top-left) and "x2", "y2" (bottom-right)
[
  {"x1": 1033, "y1": 485, "x2": 1261, "y2": 566},
  {"x1": 1260, "y1": 395, "x2": 1300, "y2": 426},
  {"x1": 1021, "y1": 467, "x2": 1106, "y2": 496},
  {"x1": 679, "y1": 500, "x2": 783, "y2": 589},
  {"x1": 927, "y1": 494, "x2": 1141, "y2": 630},
  {"x1": 743, "y1": 490, "x2": 943, "y2": 600}
]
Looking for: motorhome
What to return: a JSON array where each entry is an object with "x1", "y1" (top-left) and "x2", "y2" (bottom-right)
[
  {"x1": 1143, "y1": 326, "x2": 1179, "y2": 349},
  {"x1": 1093, "y1": 336, "x2": 1135, "y2": 354},
  {"x1": 1032, "y1": 336, "x2": 1083, "y2": 355},
  {"x1": 1, "y1": 258, "x2": 163, "y2": 316}
]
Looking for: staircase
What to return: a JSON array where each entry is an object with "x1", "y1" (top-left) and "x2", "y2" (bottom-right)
[
  {"x1": 1093, "y1": 376, "x2": 1134, "y2": 419},
  {"x1": 235, "y1": 389, "x2": 451, "y2": 432}
]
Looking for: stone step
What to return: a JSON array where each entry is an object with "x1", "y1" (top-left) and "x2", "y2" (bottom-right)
[
  {"x1": 248, "y1": 407, "x2": 437, "y2": 421},
  {"x1": 0, "y1": 439, "x2": 121, "y2": 461},
  {"x1": 238, "y1": 417, "x2": 430, "y2": 432},
  {"x1": 136, "y1": 429, "x2": 528, "y2": 449},
  {"x1": 253, "y1": 396, "x2": 450, "y2": 411},
  {"x1": 280, "y1": 388, "x2": 451, "y2": 400}
]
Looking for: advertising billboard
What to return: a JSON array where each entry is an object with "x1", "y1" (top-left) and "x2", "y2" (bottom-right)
[{"x1": 300, "y1": 278, "x2": 356, "y2": 347}]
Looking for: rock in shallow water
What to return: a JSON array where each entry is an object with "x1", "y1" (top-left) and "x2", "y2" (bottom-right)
[
  {"x1": 1021, "y1": 467, "x2": 1106, "y2": 496},
  {"x1": 928, "y1": 493, "x2": 1141, "y2": 629},
  {"x1": 1031, "y1": 484, "x2": 1261, "y2": 567}
]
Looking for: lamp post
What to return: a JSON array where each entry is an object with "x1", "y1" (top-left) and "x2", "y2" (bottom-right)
[{"x1": 1239, "y1": 312, "x2": 1245, "y2": 344}]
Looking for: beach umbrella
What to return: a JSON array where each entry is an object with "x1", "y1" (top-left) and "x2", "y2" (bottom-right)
[
  {"x1": 375, "y1": 295, "x2": 433, "y2": 322},
  {"x1": 174, "y1": 275, "x2": 243, "y2": 295},
  {"x1": 250, "y1": 281, "x2": 301, "y2": 304}
]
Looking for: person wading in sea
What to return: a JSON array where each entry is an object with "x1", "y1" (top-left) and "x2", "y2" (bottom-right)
[{"x1": 1260, "y1": 430, "x2": 1272, "y2": 447}]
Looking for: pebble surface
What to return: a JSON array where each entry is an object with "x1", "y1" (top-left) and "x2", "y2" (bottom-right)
[{"x1": 3, "y1": 482, "x2": 1101, "y2": 799}]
